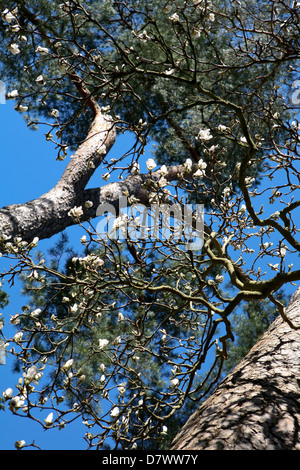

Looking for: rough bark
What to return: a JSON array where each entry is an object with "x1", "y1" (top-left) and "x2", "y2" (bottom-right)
[{"x1": 171, "y1": 287, "x2": 300, "y2": 450}]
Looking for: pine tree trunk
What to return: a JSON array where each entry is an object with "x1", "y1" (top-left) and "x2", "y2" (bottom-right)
[{"x1": 171, "y1": 287, "x2": 300, "y2": 450}]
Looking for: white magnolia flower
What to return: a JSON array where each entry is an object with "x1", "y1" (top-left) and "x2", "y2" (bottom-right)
[
  {"x1": 291, "y1": 120, "x2": 300, "y2": 129},
  {"x1": 84, "y1": 200, "x2": 93, "y2": 209},
  {"x1": 262, "y1": 242, "x2": 272, "y2": 249},
  {"x1": 15, "y1": 440, "x2": 25, "y2": 450},
  {"x1": 113, "y1": 335, "x2": 121, "y2": 345},
  {"x1": 149, "y1": 192, "x2": 158, "y2": 204},
  {"x1": 280, "y1": 247, "x2": 286, "y2": 257},
  {"x1": 8, "y1": 43, "x2": 20, "y2": 55},
  {"x1": 198, "y1": 159, "x2": 207, "y2": 170},
  {"x1": 110, "y1": 406, "x2": 120, "y2": 418},
  {"x1": 60, "y1": 1, "x2": 73, "y2": 12},
  {"x1": 208, "y1": 144, "x2": 219, "y2": 153},
  {"x1": 138, "y1": 118, "x2": 147, "y2": 127},
  {"x1": 35, "y1": 75, "x2": 45, "y2": 85},
  {"x1": 68, "y1": 206, "x2": 83, "y2": 218},
  {"x1": 122, "y1": 416, "x2": 129, "y2": 426},
  {"x1": 31, "y1": 308, "x2": 41, "y2": 317},
  {"x1": 131, "y1": 162, "x2": 140, "y2": 174},
  {"x1": 44, "y1": 412, "x2": 54, "y2": 426},
  {"x1": 161, "y1": 425, "x2": 168, "y2": 435},
  {"x1": 184, "y1": 158, "x2": 193, "y2": 171},
  {"x1": 10, "y1": 314, "x2": 20, "y2": 325},
  {"x1": 197, "y1": 128, "x2": 213, "y2": 141},
  {"x1": 13, "y1": 332, "x2": 23, "y2": 343},
  {"x1": 146, "y1": 158, "x2": 156, "y2": 171},
  {"x1": 11, "y1": 24, "x2": 20, "y2": 33},
  {"x1": 193, "y1": 169, "x2": 205, "y2": 178},
  {"x1": 82, "y1": 420, "x2": 92, "y2": 428},
  {"x1": 97, "y1": 145, "x2": 107, "y2": 156},
  {"x1": 217, "y1": 124, "x2": 228, "y2": 132},
  {"x1": 99, "y1": 338, "x2": 109, "y2": 349},
  {"x1": 9, "y1": 396, "x2": 25, "y2": 411},
  {"x1": 165, "y1": 68, "x2": 175, "y2": 75},
  {"x1": 70, "y1": 304, "x2": 78, "y2": 313},
  {"x1": 223, "y1": 187, "x2": 231, "y2": 197},
  {"x1": 191, "y1": 28, "x2": 201, "y2": 38},
  {"x1": 92, "y1": 256, "x2": 104, "y2": 268},
  {"x1": 2, "y1": 8, "x2": 17, "y2": 23},
  {"x1": 209, "y1": 13, "x2": 215, "y2": 21},
  {"x1": 23, "y1": 366, "x2": 38, "y2": 385},
  {"x1": 35, "y1": 46, "x2": 49, "y2": 55},
  {"x1": 102, "y1": 172, "x2": 110, "y2": 181},
  {"x1": 49, "y1": 108, "x2": 59, "y2": 118},
  {"x1": 268, "y1": 263, "x2": 279, "y2": 271},
  {"x1": 170, "y1": 378, "x2": 180, "y2": 387},
  {"x1": 100, "y1": 374, "x2": 106, "y2": 383},
  {"x1": 15, "y1": 104, "x2": 28, "y2": 113},
  {"x1": 31, "y1": 237, "x2": 39, "y2": 247},
  {"x1": 7, "y1": 89, "x2": 18, "y2": 99},
  {"x1": 158, "y1": 177, "x2": 168, "y2": 187},
  {"x1": 169, "y1": 12, "x2": 180, "y2": 22},
  {"x1": 62, "y1": 359, "x2": 74, "y2": 371},
  {"x1": 112, "y1": 214, "x2": 128, "y2": 232},
  {"x1": 10, "y1": 24, "x2": 20, "y2": 33},
  {"x1": 118, "y1": 312, "x2": 124, "y2": 322},
  {"x1": 160, "y1": 165, "x2": 168, "y2": 175},
  {"x1": 136, "y1": 30, "x2": 151, "y2": 42},
  {"x1": 2, "y1": 387, "x2": 13, "y2": 400}
]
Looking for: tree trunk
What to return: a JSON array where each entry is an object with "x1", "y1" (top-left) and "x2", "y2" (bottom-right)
[{"x1": 171, "y1": 287, "x2": 300, "y2": 450}]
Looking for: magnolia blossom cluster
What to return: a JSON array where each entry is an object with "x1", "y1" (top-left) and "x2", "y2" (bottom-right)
[
  {"x1": 2, "y1": 7, "x2": 23, "y2": 58},
  {"x1": 72, "y1": 253, "x2": 104, "y2": 269},
  {"x1": 2, "y1": 363, "x2": 44, "y2": 423},
  {"x1": 0, "y1": 236, "x2": 39, "y2": 257},
  {"x1": 163, "y1": 2, "x2": 215, "y2": 25},
  {"x1": 3, "y1": 6, "x2": 50, "y2": 58},
  {"x1": 2, "y1": 6, "x2": 52, "y2": 116}
]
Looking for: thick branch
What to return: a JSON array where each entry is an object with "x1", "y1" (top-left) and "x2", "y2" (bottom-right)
[
  {"x1": 0, "y1": 110, "x2": 116, "y2": 243},
  {"x1": 0, "y1": 151, "x2": 193, "y2": 243}
]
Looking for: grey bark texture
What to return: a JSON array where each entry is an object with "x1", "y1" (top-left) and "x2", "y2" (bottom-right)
[{"x1": 171, "y1": 287, "x2": 300, "y2": 450}]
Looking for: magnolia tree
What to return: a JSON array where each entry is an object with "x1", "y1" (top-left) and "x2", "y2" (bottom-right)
[{"x1": 0, "y1": 0, "x2": 300, "y2": 450}]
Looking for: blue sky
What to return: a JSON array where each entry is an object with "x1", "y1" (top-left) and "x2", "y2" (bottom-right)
[{"x1": 0, "y1": 100, "x2": 95, "y2": 449}]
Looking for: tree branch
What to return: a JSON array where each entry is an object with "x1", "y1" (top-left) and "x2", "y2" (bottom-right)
[
  {"x1": 0, "y1": 109, "x2": 116, "y2": 243},
  {"x1": 0, "y1": 151, "x2": 195, "y2": 243}
]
